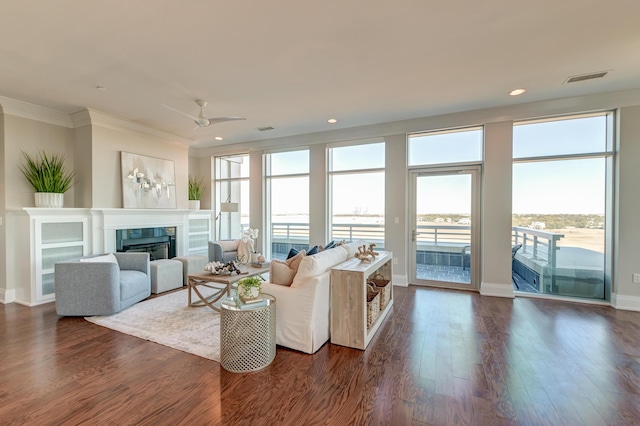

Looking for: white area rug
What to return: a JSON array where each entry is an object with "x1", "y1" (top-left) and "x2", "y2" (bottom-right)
[{"x1": 85, "y1": 288, "x2": 221, "y2": 361}]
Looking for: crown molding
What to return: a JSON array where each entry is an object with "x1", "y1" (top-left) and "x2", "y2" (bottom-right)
[
  {"x1": 80, "y1": 108, "x2": 191, "y2": 145},
  {"x1": 0, "y1": 95, "x2": 190, "y2": 145},
  {"x1": 0, "y1": 95, "x2": 73, "y2": 128}
]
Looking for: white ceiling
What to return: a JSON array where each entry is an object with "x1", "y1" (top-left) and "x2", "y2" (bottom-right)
[{"x1": 1, "y1": 0, "x2": 639, "y2": 149}]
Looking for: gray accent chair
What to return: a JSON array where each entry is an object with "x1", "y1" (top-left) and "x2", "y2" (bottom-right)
[
  {"x1": 54, "y1": 252, "x2": 151, "y2": 316},
  {"x1": 208, "y1": 239, "x2": 241, "y2": 263}
]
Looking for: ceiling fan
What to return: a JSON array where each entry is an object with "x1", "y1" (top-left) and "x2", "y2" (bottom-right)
[{"x1": 162, "y1": 99, "x2": 245, "y2": 128}]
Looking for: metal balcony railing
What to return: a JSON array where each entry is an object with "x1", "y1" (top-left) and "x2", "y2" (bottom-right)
[{"x1": 268, "y1": 222, "x2": 565, "y2": 269}]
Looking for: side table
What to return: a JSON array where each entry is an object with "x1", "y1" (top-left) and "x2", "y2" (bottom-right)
[{"x1": 220, "y1": 294, "x2": 276, "y2": 373}]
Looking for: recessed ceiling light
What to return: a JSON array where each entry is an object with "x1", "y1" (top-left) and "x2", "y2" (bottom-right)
[
  {"x1": 327, "y1": 118, "x2": 338, "y2": 124},
  {"x1": 214, "y1": 136, "x2": 223, "y2": 141},
  {"x1": 509, "y1": 88, "x2": 526, "y2": 96}
]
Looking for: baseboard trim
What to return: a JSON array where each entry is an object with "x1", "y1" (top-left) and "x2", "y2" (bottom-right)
[
  {"x1": 392, "y1": 274, "x2": 408, "y2": 287},
  {"x1": 480, "y1": 282, "x2": 515, "y2": 298},
  {"x1": 612, "y1": 293, "x2": 640, "y2": 312},
  {"x1": 0, "y1": 288, "x2": 16, "y2": 304}
]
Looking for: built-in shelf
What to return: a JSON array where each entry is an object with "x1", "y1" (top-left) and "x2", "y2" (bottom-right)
[{"x1": 188, "y1": 211, "x2": 213, "y2": 257}]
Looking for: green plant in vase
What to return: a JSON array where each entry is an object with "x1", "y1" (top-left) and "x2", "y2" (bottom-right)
[
  {"x1": 237, "y1": 276, "x2": 263, "y2": 301},
  {"x1": 19, "y1": 150, "x2": 75, "y2": 207},
  {"x1": 188, "y1": 176, "x2": 205, "y2": 209},
  {"x1": 188, "y1": 176, "x2": 205, "y2": 200}
]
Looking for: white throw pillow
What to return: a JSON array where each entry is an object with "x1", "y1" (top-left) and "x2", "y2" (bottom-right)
[
  {"x1": 269, "y1": 250, "x2": 306, "y2": 286},
  {"x1": 219, "y1": 240, "x2": 240, "y2": 252},
  {"x1": 79, "y1": 253, "x2": 119, "y2": 264},
  {"x1": 341, "y1": 242, "x2": 360, "y2": 259},
  {"x1": 291, "y1": 246, "x2": 347, "y2": 288}
]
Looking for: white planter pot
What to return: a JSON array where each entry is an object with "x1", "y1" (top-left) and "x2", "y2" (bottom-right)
[
  {"x1": 238, "y1": 285, "x2": 260, "y2": 300},
  {"x1": 188, "y1": 200, "x2": 200, "y2": 210},
  {"x1": 251, "y1": 253, "x2": 261, "y2": 263},
  {"x1": 34, "y1": 192, "x2": 64, "y2": 208}
]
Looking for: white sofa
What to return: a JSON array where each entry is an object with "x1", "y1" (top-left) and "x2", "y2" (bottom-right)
[{"x1": 261, "y1": 242, "x2": 359, "y2": 354}]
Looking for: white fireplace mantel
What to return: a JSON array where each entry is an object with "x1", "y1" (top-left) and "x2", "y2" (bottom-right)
[{"x1": 90, "y1": 208, "x2": 194, "y2": 255}]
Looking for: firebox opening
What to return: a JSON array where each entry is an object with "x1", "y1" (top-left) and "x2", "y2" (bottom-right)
[{"x1": 116, "y1": 227, "x2": 177, "y2": 260}]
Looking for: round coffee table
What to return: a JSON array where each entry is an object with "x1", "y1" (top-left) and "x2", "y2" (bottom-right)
[{"x1": 220, "y1": 294, "x2": 276, "y2": 373}]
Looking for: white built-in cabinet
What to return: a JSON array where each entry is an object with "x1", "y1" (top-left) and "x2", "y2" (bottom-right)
[
  {"x1": 188, "y1": 210, "x2": 213, "y2": 257},
  {"x1": 330, "y1": 251, "x2": 394, "y2": 350},
  {"x1": 7, "y1": 209, "x2": 90, "y2": 306}
]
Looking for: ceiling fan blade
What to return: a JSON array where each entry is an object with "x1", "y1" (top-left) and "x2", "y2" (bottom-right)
[
  {"x1": 206, "y1": 117, "x2": 246, "y2": 125},
  {"x1": 161, "y1": 104, "x2": 200, "y2": 121}
]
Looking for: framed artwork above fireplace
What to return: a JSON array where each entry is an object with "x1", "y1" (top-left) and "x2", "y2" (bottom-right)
[{"x1": 121, "y1": 152, "x2": 176, "y2": 209}]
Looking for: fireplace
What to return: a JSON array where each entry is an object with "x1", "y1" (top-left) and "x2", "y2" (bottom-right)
[{"x1": 116, "y1": 227, "x2": 177, "y2": 260}]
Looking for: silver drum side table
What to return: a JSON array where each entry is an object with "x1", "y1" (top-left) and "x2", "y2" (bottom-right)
[{"x1": 220, "y1": 294, "x2": 276, "y2": 373}]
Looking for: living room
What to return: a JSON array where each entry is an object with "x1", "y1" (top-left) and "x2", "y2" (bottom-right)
[{"x1": 2, "y1": 1, "x2": 640, "y2": 424}]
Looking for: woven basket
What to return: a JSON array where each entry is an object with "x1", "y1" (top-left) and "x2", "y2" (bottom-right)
[
  {"x1": 366, "y1": 284, "x2": 380, "y2": 328},
  {"x1": 370, "y1": 273, "x2": 391, "y2": 310}
]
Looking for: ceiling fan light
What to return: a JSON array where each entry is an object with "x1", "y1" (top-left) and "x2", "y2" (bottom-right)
[{"x1": 195, "y1": 118, "x2": 210, "y2": 127}]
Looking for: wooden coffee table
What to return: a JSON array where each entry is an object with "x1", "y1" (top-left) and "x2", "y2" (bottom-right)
[{"x1": 187, "y1": 264, "x2": 270, "y2": 311}]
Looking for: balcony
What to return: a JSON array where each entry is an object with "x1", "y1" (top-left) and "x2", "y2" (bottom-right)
[{"x1": 268, "y1": 222, "x2": 605, "y2": 300}]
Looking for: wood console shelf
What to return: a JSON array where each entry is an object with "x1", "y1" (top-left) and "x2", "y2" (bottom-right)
[{"x1": 330, "y1": 251, "x2": 393, "y2": 350}]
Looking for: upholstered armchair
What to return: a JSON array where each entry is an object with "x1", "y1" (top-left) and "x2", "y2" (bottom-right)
[
  {"x1": 54, "y1": 252, "x2": 151, "y2": 316},
  {"x1": 208, "y1": 239, "x2": 241, "y2": 263}
]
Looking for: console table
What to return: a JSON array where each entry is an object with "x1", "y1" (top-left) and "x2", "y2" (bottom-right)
[{"x1": 330, "y1": 251, "x2": 393, "y2": 350}]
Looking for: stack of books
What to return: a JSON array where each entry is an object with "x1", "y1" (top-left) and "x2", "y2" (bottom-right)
[{"x1": 237, "y1": 295, "x2": 268, "y2": 309}]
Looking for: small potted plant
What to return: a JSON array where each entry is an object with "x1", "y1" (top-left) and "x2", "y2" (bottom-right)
[
  {"x1": 237, "y1": 275, "x2": 263, "y2": 301},
  {"x1": 20, "y1": 150, "x2": 75, "y2": 208},
  {"x1": 188, "y1": 176, "x2": 205, "y2": 210}
]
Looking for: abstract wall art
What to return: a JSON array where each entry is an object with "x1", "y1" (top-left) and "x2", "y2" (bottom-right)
[{"x1": 121, "y1": 152, "x2": 176, "y2": 209}]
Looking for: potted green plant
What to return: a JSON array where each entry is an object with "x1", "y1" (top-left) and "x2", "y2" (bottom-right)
[
  {"x1": 188, "y1": 176, "x2": 205, "y2": 210},
  {"x1": 237, "y1": 275, "x2": 263, "y2": 301},
  {"x1": 19, "y1": 150, "x2": 75, "y2": 208}
]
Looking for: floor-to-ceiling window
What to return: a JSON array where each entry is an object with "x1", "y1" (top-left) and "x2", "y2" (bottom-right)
[
  {"x1": 328, "y1": 141, "x2": 385, "y2": 247},
  {"x1": 512, "y1": 113, "x2": 613, "y2": 300},
  {"x1": 407, "y1": 127, "x2": 483, "y2": 290},
  {"x1": 214, "y1": 154, "x2": 249, "y2": 240},
  {"x1": 264, "y1": 150, "x2": 309, "y2": 260}
]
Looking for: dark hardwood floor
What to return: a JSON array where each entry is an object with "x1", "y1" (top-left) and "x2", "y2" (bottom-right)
[{"x1": 2, "y1": 286, "x2": 640, "y2": 425}]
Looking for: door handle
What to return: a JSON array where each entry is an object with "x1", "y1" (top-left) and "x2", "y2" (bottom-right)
[{"x1": 411, "y1": 230, "x2": 417, "y2": 242}]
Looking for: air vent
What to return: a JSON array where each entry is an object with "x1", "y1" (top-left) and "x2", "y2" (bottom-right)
[
  {"x1": 564, "y1": 71, "x2": 608, "y2": 84},
  {"x1": 257, "y1": 126, "x2": 274, "y2": 132}
]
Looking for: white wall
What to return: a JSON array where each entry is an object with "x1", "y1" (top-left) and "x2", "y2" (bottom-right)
[
  {"x1": 481, "y1": 121, "x2": 514, "y2": 297},
  {"x1": 614, "y1": 105, "x2": 640, "y2": 309},
  {"x1": 73, "y1": 125, "x2": 92, "y2": 208},
  {"x1": 91, "y1": 125, "x2": 189, "y2": 208},
  {"x1": 384, "y1": 134, "x2": 408, "y2": 284},
  {"x1": 4, "y1": 115, "x2": 74, "y2": 208}
]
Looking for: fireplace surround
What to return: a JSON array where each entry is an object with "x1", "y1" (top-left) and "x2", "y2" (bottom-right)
[{"x1": 116, "y1": 227, "x2": 177, "y2": 260}]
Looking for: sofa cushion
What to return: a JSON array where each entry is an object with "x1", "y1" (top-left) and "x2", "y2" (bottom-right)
[
  {"x1": 287, "y1": 245, "x2": 318, "y2": 259},
  {"x1": 291, "y1": 246, "x2": 348, "y2": 288},
  {"x1": 219, "y1": 240, "x2": 240, "y2": 252},
  {"x1": 270, "y1": 250, "x2": 306, "y2": 286},
  {"x1": 341, "y1": 242, "x2": 360, "y2": 259},
  {"x1": 80, "y1": 253, "x2": 119, "y2": 264},
  {"x1": 287, "y1": 247, "x2": 299, "y2": 259},
  {"x1": 321, "y1": 240, "x2": 336, "y2": 251}
]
